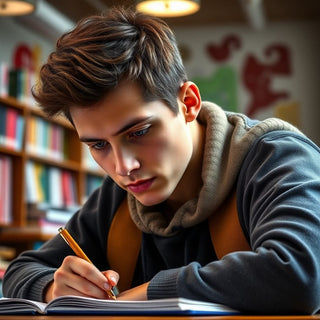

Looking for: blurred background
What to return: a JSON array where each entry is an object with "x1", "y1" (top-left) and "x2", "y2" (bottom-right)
[
  {"x1": 1, "y1": 0, "x2": 320, "y2": 142},
  {"x1": 0, "y1": 1, "x2": 320, "y2": 294}
]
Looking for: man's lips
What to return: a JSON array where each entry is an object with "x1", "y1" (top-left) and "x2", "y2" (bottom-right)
[{"x1": 126, "y1": 178, "x2": 155, "y2": 193}]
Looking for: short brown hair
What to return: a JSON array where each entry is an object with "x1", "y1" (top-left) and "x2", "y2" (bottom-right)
[{"x1": 32, "y1": 6, "x2": 187, "y2": 120}]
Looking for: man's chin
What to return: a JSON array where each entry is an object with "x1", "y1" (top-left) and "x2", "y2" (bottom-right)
[{"x1": 132, "y1": 192, "x2": 169, "y2": 207}]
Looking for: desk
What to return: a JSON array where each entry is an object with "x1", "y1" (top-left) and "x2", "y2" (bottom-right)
[{"x1": 0, "y1": 316, "x2": 320, "y2": 320}]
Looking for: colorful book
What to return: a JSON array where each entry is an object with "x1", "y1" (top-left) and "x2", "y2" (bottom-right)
[
  {"x1": 0, "y1": 62, "x2": 9, "y2": 98},
  {"x1": 25, "y1": 161, "x2": 37, "y2": 204},
  {"x1": 3, "y1": 156, "x2": 12, "y2": 224},
  {"x1": 47, "y1": 166, "x2": 63, "y2": 208},
  {"x1": 5, "y1": 107, "x2": 18, "y2": 149},
  {"x1": 0, "y1": 155, "x2": 12, "y2": 224},
  {"x1": 26, "y1": 116, "x2": 37, "y2": 155},
  {"x1": 61, "y1": 170, "x2": 78, "y2": 208},
  {"x1": 8, "y1": 69, "x2": 18, "y2": 99},
  {"x1": 0, "y1": 105, "x2": 6, "y2": 146},
  {"x1": 15, "y1": 114, "x2": 25, "y2": 151}
]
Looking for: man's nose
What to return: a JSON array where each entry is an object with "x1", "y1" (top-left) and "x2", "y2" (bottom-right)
[{"x1": 114, "y1": 147, "x2": 139, "y2": 176}]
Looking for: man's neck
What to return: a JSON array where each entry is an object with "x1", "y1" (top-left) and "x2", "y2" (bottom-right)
[{"x1": 165, "y1": 120, "x2": 205, "y2": 217}]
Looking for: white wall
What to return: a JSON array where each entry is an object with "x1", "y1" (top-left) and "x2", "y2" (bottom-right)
[{"x1": 0, "y1": 16, "x2": 55, "y2": 66}]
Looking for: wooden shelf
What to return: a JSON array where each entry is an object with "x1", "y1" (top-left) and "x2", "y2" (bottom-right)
[
  {"x1": 0, "y1": 226, "x2": 54, "y2": 242},
  {"x1": 0, "y1": 96, "x2": 104, "y2": 252}
]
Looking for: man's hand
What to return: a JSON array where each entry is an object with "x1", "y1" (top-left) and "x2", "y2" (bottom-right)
[{"x1": 44, "y1": 255, "x2": 119, "y2": 302}]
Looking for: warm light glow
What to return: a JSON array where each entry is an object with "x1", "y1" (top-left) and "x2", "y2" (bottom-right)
[
  {"x1": 136, "y1": 0, "x2": 200, "y2": 17},
  {"x1": 0, "y1": 0, "x2": 35, "y2": 16}
]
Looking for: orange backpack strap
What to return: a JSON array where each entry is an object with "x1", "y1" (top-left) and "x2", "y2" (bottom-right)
[
  {"x1": 107, "y1": 198, "x2": 142, "y2": 292},
  {"x1": 107, "y1": 191, "x2": 251, "y2": 291},
  {"x1": 209, "y1": 190, "x2": 251, "y2": 259}
]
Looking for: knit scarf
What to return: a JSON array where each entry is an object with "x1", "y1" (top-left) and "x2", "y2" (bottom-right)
[{"x1": 128, "y1": 102, "x2": 301, "y2": 237}]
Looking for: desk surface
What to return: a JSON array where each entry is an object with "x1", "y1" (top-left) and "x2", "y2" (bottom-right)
[{"x1": 0, "y1": 315, "x2": 320, "y2": 320}]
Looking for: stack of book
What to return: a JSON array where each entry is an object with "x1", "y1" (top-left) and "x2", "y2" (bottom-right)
[{"x1": 27, "y1": 203, "x2": 77, "y2": 235}]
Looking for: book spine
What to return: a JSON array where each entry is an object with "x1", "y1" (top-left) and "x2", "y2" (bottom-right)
[
  {"x1": 5, "y1": 107, "x2": 18, "y2": 150},
  {"x1": 48, "y1": 166, "x2": 63, "y2": 208},
  {"x1": 25, "y1": 161, "x2": 38, "y2": 204},
  {"x1": 26, "y1": 116, "x2": 37, "y2": 155},
  {"x1": 8, "y1": 69, "x2": 18, "y2": 99},
  {"x1": 0, "y1": 105, "x2": 6, "y2": 146},
  {"x1": 15, "y1": 114, "x2": 25, "y2": 151},
  {"x1": 0, "y1": 62, "x2": 9, "y2": 98},
  {"x1": 0, "y1": 155, "x2": 12, "y2": 224},
  {"x1": 4, "y1": 155, "x2": 12, "y2": 224},
  {"x1": 34, "y1": 163, "x2": 45, "y2": 203}
]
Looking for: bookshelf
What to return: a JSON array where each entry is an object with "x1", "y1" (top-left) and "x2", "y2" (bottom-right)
[{"x1": 0, "y1": 96, "x2": 105, "y2": 254}]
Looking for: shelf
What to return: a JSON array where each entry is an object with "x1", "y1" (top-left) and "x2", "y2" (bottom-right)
[
  {"x1": 0, "y1": 145, "x2": 24, "y2": 157},
  {"x1": 0, "y1": 96, "x2": 104, "y2": 247},
  {"x1": 27, "y1": 154, "x2": 81, "y2": 172},
  {"x1": 0, "y1": 225, "x2": 54, "y2": 242},
  {"x1": 0, "y1": 96, "x2": 25, "y2": 111}
]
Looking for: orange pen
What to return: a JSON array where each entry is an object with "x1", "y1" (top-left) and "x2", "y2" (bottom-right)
[{"x1": 58, "y1": 227, "x2": 117, "y2": 300}]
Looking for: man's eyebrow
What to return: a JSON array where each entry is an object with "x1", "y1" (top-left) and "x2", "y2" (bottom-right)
[
  {"x1": 79, "y1": 116, "x2": 153, "y2": 143},
  {"x1": 113, "y1": 116, "x2": 153, "y2": 136},
  {"x1": 79, "y1": 137, "x2": 101, "y2": 143}
]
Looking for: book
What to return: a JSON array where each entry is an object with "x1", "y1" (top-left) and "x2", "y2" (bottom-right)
[
  {"x1": 0, "y1": 62, "x2": 9, "y2": 98},
  {"x1": 0, "y1": 296, "x2": 239, "y2": 316},
  {"x1": 5, "y1": 107, "x2": 18, "y2": 150},
  {"x1": 0, "y1": 105, "x2": 7, "y2": 146},
  {"x1": 0, "y1": 155, "x2": 12, "y2": 224},
  {"x1": 48, "y1": 166, "x2": 63, "y2": 207}
]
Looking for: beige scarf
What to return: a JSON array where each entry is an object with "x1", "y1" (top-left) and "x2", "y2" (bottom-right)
[{"x1": 128, "y1": 102, "x2": 301, "y2": 237}]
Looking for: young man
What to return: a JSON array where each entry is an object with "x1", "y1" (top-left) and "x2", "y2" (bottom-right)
[{"x1": 3, "y1": 7, "x2": 320, "y2": 314}]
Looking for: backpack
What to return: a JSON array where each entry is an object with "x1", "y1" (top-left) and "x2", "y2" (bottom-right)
[{"x1": 107, "y1": 190, "x2": 251, "y2": 292}]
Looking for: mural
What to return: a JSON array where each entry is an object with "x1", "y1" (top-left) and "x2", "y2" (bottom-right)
[
  {"x1": 243, "y1": 44, "x2": 291, "y2": 117},
  {"x1": 192, "y1": 34, "x2": 241, "y2": 112},
  {"x1": 191, "y1": 34, "x2": 296, "y2": 122},
  {"x1": 206, "y1": 34, "x2": 241, "y2": 62},
  {"x1": 193, "y1": 66, "x2": 238, "y2": 112}
]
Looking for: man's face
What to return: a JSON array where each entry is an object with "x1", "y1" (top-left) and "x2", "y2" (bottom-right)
[{"x1": 70, "y1": 81, "x2": 194, "y2": 206}]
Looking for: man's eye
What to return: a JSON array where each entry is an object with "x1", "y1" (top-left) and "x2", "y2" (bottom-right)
[
  {"x1": 131, "y1": 126, "x2": 150, "y2": 138},
  {"x1": 91, "y1": 141, "x2": 108, "y2": 150}
]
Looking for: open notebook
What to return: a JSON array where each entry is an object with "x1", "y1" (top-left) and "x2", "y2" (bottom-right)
[{"x1": 0, "y1": 295, "x2": 240, "y2": 315}]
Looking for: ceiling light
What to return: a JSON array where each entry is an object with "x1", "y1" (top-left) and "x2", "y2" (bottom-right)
[
  {"x1": 0, "y1": 0, "x2": 36, "y2": 16},
  {"x1": 136, "y1": 0, "x2": 200, "y2": 17}
]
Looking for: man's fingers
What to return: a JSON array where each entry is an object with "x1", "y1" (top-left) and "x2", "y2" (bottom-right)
[
  {"x1": 54, "y1": 255, "x2": 111, "y2": 299},
  {"x1": 102, "y1": 270, "x2": 120, "y2": 287}
]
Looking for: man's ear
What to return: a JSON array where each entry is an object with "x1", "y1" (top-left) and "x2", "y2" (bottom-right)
[{"x1": 179, "y1": 81, "x2": 201, "y2": 122}]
